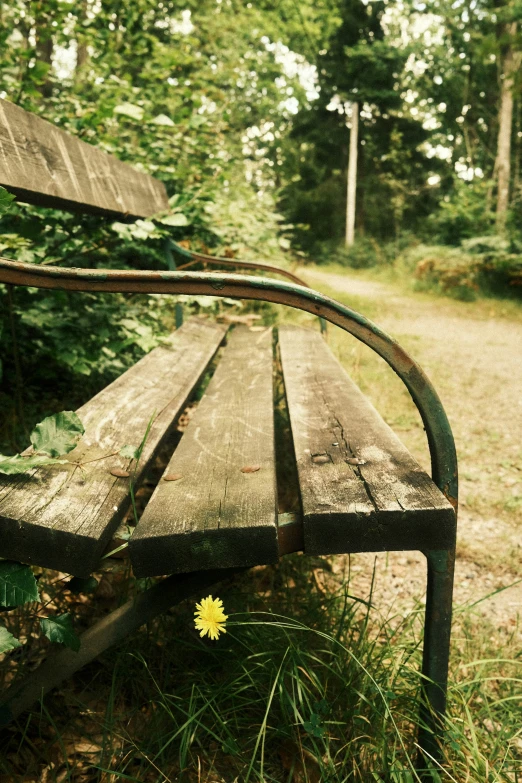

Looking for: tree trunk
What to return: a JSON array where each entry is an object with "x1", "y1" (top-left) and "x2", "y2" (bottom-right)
[
  {"x1": 35, "y1": 14, "x2": 54, "y2": 97},
  {"x1": 345, "y1": 102, "x2": 359, "y2": 246},
  {"x1": 495, "y1": 22, "x2": 521, "y2": 231},
  {"x1": 75, "y1": 0, "x2": 89, "y2": 77}
]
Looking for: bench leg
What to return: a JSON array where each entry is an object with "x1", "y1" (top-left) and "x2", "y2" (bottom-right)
[
  {"x1": 0, "y1": 567, "x2": 244, "y2": 727},
  {"x1": 417, "y1": 548, "x2": 455, "y2": 775}
]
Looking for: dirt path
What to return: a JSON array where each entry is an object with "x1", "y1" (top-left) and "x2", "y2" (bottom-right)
[{"x1": 302, "y1": 267, "x2": 522, "y2": 636}]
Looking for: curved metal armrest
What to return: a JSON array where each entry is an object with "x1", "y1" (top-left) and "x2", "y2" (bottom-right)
[
  {"x1": 169, "y1": 240, "x2": 307, "y2": 287},
  {"x1": 0, "y1": 257, "x2": 458, "y2": 511}
]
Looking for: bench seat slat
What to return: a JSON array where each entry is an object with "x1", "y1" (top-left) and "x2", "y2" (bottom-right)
[
  {"x1": 129, "y1": 327, "x2": 279, "y2": 577},
  {"x1": 0, "y1": 98, "x2": 168, "y2": 218},
  {"x1": 0, "y1": 318, "x2": 227, "y2": 577},
  {"x1": 279, "y1": 325, "x2": 456, "y2": 554}
]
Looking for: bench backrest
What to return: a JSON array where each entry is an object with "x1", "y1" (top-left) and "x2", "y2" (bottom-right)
[{"x1": 0, "y1": 98, "x2": 168, "y2": 218}]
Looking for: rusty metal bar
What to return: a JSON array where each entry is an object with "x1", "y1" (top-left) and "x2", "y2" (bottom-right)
[
  {"x1": 170, "y1": 242, "x2": 327, "y2": 334},
  {"x1": 170, "y1": 241, "x2": 308, "y2": 287},
  {"x1": 0, "y1": 257, "x2": 458, "y2": 508}
]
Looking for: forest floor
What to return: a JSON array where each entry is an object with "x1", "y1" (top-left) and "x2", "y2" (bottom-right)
[{"x1": 298, "y1": 265, "x2": 522, "y2": 638}]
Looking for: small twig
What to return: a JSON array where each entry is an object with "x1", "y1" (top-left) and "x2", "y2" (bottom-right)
[{"x1": 77, "y1": 450, "x2": 120, "y2": 467}]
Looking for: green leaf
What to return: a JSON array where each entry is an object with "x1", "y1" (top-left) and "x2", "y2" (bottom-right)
[
  {"x1": 0, "y1": 562, "x2": 39, "y2": 607},
  {"x1": 30, "y1": 411, "x2": 85, "y2": 458},
  {"x1": 113, "y1": 103, "x2": 144, "y2": 121},
  {"x1": 158, "y1": 213, "x2": 189, "y2": 227},
  {"x1": 119, "y1": 445, "x2": 139, "y2": 459},
  {"x1": 0, "y1": 625, "x2": 21, "y2": 654},
  {"x1": 0, "y1": 454, "x2": 67, "y2": 475},
  {"x1": 313, "y1": 698, "x2": 330, "y2": 716},
  {"x1": 0, "y1": 187, "x2": 15, "y2": 214},
  {"x1": 303, "y1": 714, "x2": 325, "y2": 738},
  {"x1": 40, "y1": 613, "x2": 81, "y2": 652},
  {"x1": 151, "y1": 113, "x2": 175, "y2": 127},
  {"x1": 111, "y1": 221, "x2": 132, "y2": 237}
]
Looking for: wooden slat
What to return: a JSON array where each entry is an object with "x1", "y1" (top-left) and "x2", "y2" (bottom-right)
[
  {"x1": 0, "y1": 99, "x2": 168, "y2": 217},
  {"x1": 278, "y1": 326, "x2": 456, "y2": 555},
  {"x1": 0, "y1": 319, "x2": 227, "y2": 577},
  {"x1": 129, "y1": 327, "x2": 279, "y2": 577}
]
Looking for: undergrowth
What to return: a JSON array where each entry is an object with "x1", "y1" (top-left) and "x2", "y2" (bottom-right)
[
  {"x1": 0, "y1": 556, "x2": 520, "y2": 781},
  {"x1": 313, "y1": 235, "x2": 522, "y2": 301}
]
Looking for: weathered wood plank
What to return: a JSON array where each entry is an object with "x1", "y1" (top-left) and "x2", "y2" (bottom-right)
[
  {"x1": 0, "y1": 98, "x2": 168, "y2": 217},
  {"x1": 0, "y1": 319, "x2": 227, "y2": 576},
  {"x1": 278, "y1": 326, "x2": 456, "y2": 555},
  {"x1": 129, "y1": 327, "x2": 279, "y2": 577}
]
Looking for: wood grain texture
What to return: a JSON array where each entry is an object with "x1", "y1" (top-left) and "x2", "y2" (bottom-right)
[
  {"x1": 0, "y1": 98, "x2": 168, "y2": 217},
  {"x1": 129, "y1": 327, "x2": 279, "y2": 577},
  {"x1": 0, "y1": 319, "x2": 227, "y2": 576},
  {"x1": 278, "y1": 326, "x2": 456, "y2": 555}
]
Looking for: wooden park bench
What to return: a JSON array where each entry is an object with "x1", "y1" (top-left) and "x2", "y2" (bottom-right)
[{"x1": 0, "y1": 98, "x2": 457, "y2": 769}]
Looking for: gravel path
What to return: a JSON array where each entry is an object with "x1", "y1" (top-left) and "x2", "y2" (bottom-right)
[{"x1": 302, "y1": 267, "x2": 522, "y2": 636}]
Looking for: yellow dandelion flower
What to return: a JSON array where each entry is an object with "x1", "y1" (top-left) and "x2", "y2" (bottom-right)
[{"x1": 194, "y1": 595, "x2": 228, "y2": 641}]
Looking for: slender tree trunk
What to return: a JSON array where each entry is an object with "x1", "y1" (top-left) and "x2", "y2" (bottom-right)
[
  {"x1": 495, "y1": 22, "x2": 521, "y2": 231},
  {"x1": 345, "y1": 102, "x2": 359, "y2": 246},
  {"x1": 514, "y1": 99, "x2": 520, "y2": 199},
  {"x1": 75, "y1": 0, "x2": 89, "y2": 77},
  {"x1": 35, "y1": 14, "x2": 54, "y2": 97}
]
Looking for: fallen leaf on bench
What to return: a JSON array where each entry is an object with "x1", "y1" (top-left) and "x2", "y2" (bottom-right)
[
  {"x1": 163, "y1": 473, "x2": 183, "y2": 481},
  {"x1": 346, "y1": 457, "x2": 366, "y2": 466},
  {"x1": 110, "y1": 468, "x2": 130, "y2": 478},
  {"x1": 241, "y1": 465, "x2": 261, "y2": 473}
]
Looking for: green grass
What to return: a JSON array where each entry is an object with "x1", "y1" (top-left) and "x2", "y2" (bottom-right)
[
  {"x1": 305, "y1": 260, "x2": 522, "y2": 323},
  {"x1": 0, "y1": 558, "x2": 521, "y2": 781}
]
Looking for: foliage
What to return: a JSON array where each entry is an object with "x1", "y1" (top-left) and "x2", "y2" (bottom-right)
[
  {"x1": 424, "y1": 179, "x2": 497, "y2": 245},
  {"x1": 404, "y1": 238, "x2": 522, "y2": 299},
  {"x1": 40, "y1": 613, "x2": 81, "y2": 652},
  {"x1": 0, "y1": 410, "x2": 85, "y2": 473},
  {"x1": 0, "y1": 561, "x2": 39, "y2": 607},
  {"x1": 0, "y1": 0, "x2": 305, "y2": 450},
  {"x1": 0, "y1": 625, "x2": 21, "y2": 655},
  {"x1": 323, "y1": 236, "x2": 396, "y2": 268},
  {"x1": 0, "y1": 560, "x2": 80, "y2": 654},
  {"x1": 30, "y1": 410, "x2": 85, "y2": 458},
  {"x1": 1, "y1": 554, "x2": 521, "y2": 780}
]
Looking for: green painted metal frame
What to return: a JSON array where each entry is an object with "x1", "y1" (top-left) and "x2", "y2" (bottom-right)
[
  {"x1": 167, "y1": 239, "x2": 328, "y2": 333},
  {"x1": 0, "y1": 256, "x2": 457, "y2": 770},
  {"x1": 169, "y1": 239, "x2": 309, "y2": 287}
]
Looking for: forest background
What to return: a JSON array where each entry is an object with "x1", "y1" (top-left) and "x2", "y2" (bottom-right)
[{"x1": 1, "y1": 0, "x2": 521, "y2": 446}]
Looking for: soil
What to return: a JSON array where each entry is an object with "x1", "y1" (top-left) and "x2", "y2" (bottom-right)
[{"x1": 302, "y1": 267, "x2": 522, "y2": 639}]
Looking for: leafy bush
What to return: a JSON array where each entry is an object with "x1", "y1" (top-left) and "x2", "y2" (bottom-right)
[
  {"x1": 318, "y1": 238, "x2": 396, "y2": 269},
  {"x1": 409, "y1": 245, "x2": 480, "y2": 300},
  {"x1": 401, "y1": 237, "x2": 522, "y2": 300},
  {"x1": 424, "y1": 179, "x2": 496, "y2": 245}
]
